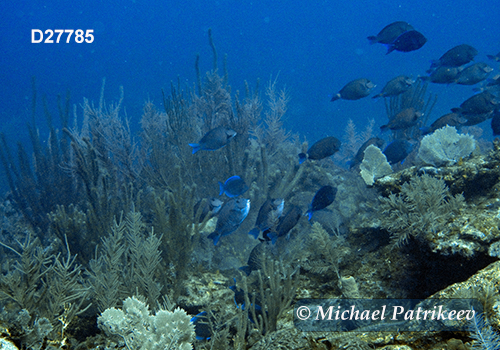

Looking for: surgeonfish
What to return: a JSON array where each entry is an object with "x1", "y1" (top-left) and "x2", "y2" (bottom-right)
[
  {"x1": 189, "y1": 126, "x2": 236, "y2": 154},
  {"x1": 330, "y1": 78, "x2": 376, "y2": 102},
  {"x1": 207, "y1": 198, "x2": 250, "y2": 245},
  {"x1": 299, "y1": 136, "x2": 341, "y2": 164},
  {"x1": 367, "y1": 21, "x2": 414, "y2": 45},
  {"x1": 429, "y1": 44, "x2": 478, "y2": 70},
  {"x1": 264, "y1": 205, "x2": 302, "y2": 244},
  {"x1": 218, "y1": 175, "x2": 249, "y2": 197},
  {"x1": 372, "y1": 76, "x2": 414, "y2": 99},
  {"x1": 307, "y1": 186, "x2": 337, "y2": 220},
  {"x1": 386, "y1": 30, "x2": 427, "y2": 54},
  {"x1": 248, "y1": 198, "x2": 284, "y2": 239}
]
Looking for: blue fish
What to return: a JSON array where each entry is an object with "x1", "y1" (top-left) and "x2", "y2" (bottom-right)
[
  {"x1": 264, "y1": 205, "x2": 302, "y2": 244},
  {"x1": 190, "y1": 311, "x2": 211, "y2": 341},
  {"x1": 248, "y1": 198, "x2": 284, "y2": 239},
  {"x1": 239, "y1": 241, "x2": 270, "y2": 276},
  {"x1": 189, "y1": 126, "x2": 236, "y2": 154},
  {"x1": 207, "y1": 198, "x2": 250, "y2": 245},
  {"x1": 383, "y1": 140, "x2": 414, "y2": 164},
  {"x1": 229, "y1": 279, "x2": 265, "y2": 325},
  {"x1": 218, "y1": 175, "x2": 249, "y2": 198},
  {"x1": 307, "y1": 185, "x2": 337, "y2": 220},
  {"x1": 386, "y1": 30, "x2": 427, "y2": 54}
]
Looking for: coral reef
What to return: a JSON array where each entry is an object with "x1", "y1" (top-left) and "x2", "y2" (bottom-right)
[
  {"x1": 378, "y1": 173, "x2": 465, "y2": 248},
  {"x1": 98, "y1": 296, "x2": 195, "y2": 350},
  {"x1": 359, "y1": 144, "x2": 393, "y2": 185},
  {"x1": 0, "y1": 234, "x2": 90, "y2": 349},
  {"x1": 418, "y1": 125, "x2": 476, "y2": 166},
  {"x1": 88, "y1": 209, "x2": 163, "y2": 311},
  {"x1": 4, "y1": 34, "x2": 500, "y2": 350}
]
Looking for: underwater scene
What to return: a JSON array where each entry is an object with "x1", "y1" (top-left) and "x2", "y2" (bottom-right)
[{"x1": 1, "y1": 1, "x2": 500, "y2": 349}]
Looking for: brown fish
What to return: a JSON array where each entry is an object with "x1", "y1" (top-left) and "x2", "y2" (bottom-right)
[
  {"x1": 429, "y1": 44, "x2": 478, "y2": 69},
  {"x1": 331, "y1": 78, "x2": 375, "y2": 101},
  {"x1": 456, "y1": 62, "x2": 493, "y2": 85},
  {"x1": 422, "y1": 113, "x2": 466, "y2": 134},
  {"x1": 372, "y1": 75, "x2": 414, "y2": 98},
  {"x1": 299, "y1": 136, "x2": 341, "y2": 163},
  {"x1": 381, "y1": 107, "x2": 422, "y2": 131},
  {"x1": 386, "y1": 30, "x2": 427, "y2": 54},
  {"x1": 451, "y1": 91, "x2": 499, "y2": 116},
  {"x1": 367, "y1": 21, "x2": 414, "y2": 45},
  {"x1": 421, "y1": 66, "x2": 461, "y2": 84}
]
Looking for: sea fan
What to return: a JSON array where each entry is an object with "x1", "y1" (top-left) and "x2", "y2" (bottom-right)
[{"x1": 469, "y1": 313, "x2": 500, "y2": 350}]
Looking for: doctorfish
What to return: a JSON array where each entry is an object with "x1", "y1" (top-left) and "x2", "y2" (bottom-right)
[
  {"x1": 451, "y1": 91, "x2": 499, "y2": 116},
  {"x1": 372, "y1": 76, "x2": 414, "y2": 99},
  {"x1": 307, "y1": 185, "x2": 337, "y2": 220},
  {"x1": 239, "y1": 241, "x2": 271, "y2": 276},
  {"x1": 380, "y1": 107, "x2": 422, "y2": 132},
  {"x1": 429, "y1": 44, "x2": 478, "y2": 70},
  {"x1": 455, "y1": 62, "x2": 493, "y2": 85},
  {"x1": 189, "y1": 126, "x2": 236, "y2": 154},
  {"x1": 386, "y1": 30, "x2": 427, "y2": 54},
  {"x1": 421, "y1": 113, "x2": 466, "y2": 135},
  {"x1": 299, "y1": 136, "x2": 341, "y2": 163},
  {"x1": 218, "y1": 175, "x2": 249, "y2": 198},
  {"x1": 421, "y1": 66, "x2": 461, "y2": 84},
  {"x1": 248, "y1": 198, "x2": 284, "y2": 239},
  {"x1": 383, "y1": 140, "x2": 413, "y2": 164},
  {"x1": 207, "y1": 198, "x2": 250, "y2": 245},
  {"x1": 330, "y1": 78, "x2": 376, "y2": 102},
  {"x1": 264, "y1": 205, "x2": 302, "y2": 244},
  {"x1": 367, "y1": 21, "x2": 414, "y2": 45}
]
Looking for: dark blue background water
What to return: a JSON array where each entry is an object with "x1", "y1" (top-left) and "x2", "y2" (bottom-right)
[{"x1": 1, "y1": 0, "x2": 498, "y2": 180}]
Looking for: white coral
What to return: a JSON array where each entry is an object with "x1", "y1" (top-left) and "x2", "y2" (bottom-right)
[
  {"x1": 360, "y1": 145, "x2": 392, "y2": 186},
  {"x1": 418, "y1": 126, "x2": 475, "y2": 167},
  {"x1": 98, "y1": 296, "x2": 194, "y2": 350}
]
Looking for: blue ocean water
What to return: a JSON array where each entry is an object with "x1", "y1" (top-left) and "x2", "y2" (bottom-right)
[{"x1": 0, "y1": 0, "x2": 498, "y2": 171}]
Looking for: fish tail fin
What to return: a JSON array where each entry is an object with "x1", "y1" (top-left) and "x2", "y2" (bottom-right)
[
  {"x1": 386, "y1": 45, "x2": 396, "y2": 55},
  {"x1": 207, "y1": 231, "x2": 220, "y2": 245},
  {"x1": 239, "y1": 266, "x2": 252, "y2": 276},
  {"x1": 307, "y1": 210, "x2": 313, "y2": 221},
  {"x1": 189, "y1": 143, "x2": 200, "y2": 154},
  {"x1": 218, "y1": 182, "x2": 224, "y2": 196},
  {"x1": 330, "y1": 94, "x2": 341, "y2": 102},
  {"x1": 367, "y1": 36, "x2": 378, "y2": 45},
  {"x1": 298, "y1": 153, "x2": 307, "y2": 164},
  {"x1": 248, "y1": 228, "x2": 259, "y2": 239}
]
